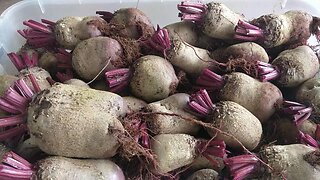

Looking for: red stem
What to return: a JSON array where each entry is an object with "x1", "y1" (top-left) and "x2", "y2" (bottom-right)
[
  {"x1": 0, "y1": 98, "x2": 22, "y2": 114},
  {"x1": 177, "y1": 1, "x2": 207, "y2": 22},
  {"x1": 0, "y1": 125, "x2": 28, "y2": 141},
  {"x1": 257, "y1": 62, "x2": 280, "y2": 82},
  {"x1": 198, "y1": 139, "x2": 226, "y2": 158},
  {"x1": 187, "y1": 101, "x2": 210, "y2": 116},
  {"x1": 224, "y1": 154, "x2": 260, "y2": 180},
  {"x1": 19, "y1": 19, "x2": 55, "y2": 48},
  {"x1": 233, "y1": 164, "x2": 257, "y2": 180},
  {"x1": 234, "y1": 20, "x2": 264, "y2": 41},
  {"x1": 0, "y1": 165, "x2": 33, "y2": 179},
  {"x1": 41, "y1": 19, "x2": 56, "y2": 26},
  {"x1": 187, "y1": 89, "x2": 216, "y2": 117},
  {"x1": 299, "y1": 131, "x2": 319, "y2": 148},
  {"x1": 28, "y1": 74, "x2": 41, "y2": 93},
  {"x1": 46, "y1": 77, "x2": 56, "y2": 86},
  {"x1": 282, "y1": 101, "x2": 312, "y2": 126},
  {"x1": 0, "y1": 114, "x2": 25, "y2": 128},
  {"x1": 14, "y1": 79, "x2": 34, "y2": 100},
  {"x1": 7, "y1": 52, "x2": 38, "y2": 71},
  {"x1": 7, "y1": 53, "x2": 25, "y2": 71},
  {"x1": 2, "y1": 151, "x2": 32, "y2": 170},
  {"x1": 144, "y1": 25, "x2": 171, "y2": 56},
  {"x1": 195, "y1": 69, "x2": 224, "y2": 90},
  {"x1": 23, "y1": 20, "x2": 52, "y2": 34},
  {"x1": 3, "y1": 88, "x2": 28, "y2": 110},
  {"x1": 105, "y1": 68, "x2": 131, "y2": 93}
]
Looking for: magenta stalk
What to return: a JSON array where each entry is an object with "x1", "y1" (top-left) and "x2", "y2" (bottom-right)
[
  {"x1": 177, "y1": 1, "x2": 207, "y2": 22},
  {"x1": 7, "y1": 52, "x2": 38, "y2": 71},
  {"x1": 0, "y1": 77, "x2": 37, "y2": 114},
  {"x1": 46, "y1": 77, "x2": 56, "y2": 86},
  {"x1": 224, "y1": 154, "x2": 260, "y2": 180},
  {"x1": 197, "y1": 139, "x2": 226, "y2": 167},
  {"x1": 257, "y1": 61, "x2": 280, "y2": 82},
  {"x1": 144, "y1": 25, "x2": 171, "y2": 56},
  {"x1": 18, "y1": 19, "x2": 56, "y2": 48},
  {"x1": 234, "y1": 20, "x2": 264, "y2": 41},
  {"x1": 0, "y1": 114, "x2": 25, "y2": 128},
  {"x1": 299, "y1": 131, "x2": 319, "y2": 148},
  {"x1": 105, "y1": 68, "x2": 131, "y2": 93},
  {"x1": 126, "y1": 117, "x2": 150, "y2": 149},
  {"x1": 0, "y1": 124, "x2": 28, "y2": 142},
  {"x1": 195, "y1": 68, "x2": 224, "y2": 90},
  {"x1": 0, "y1": 75, "x2": 41, "y2": 142},
  {"x1": 0, "y1": 151, "x2": 33, "y2": 179},
  {"x1": 282, "y1": 100, "x2": 312, "y2": 126},
  {"x1": 187, "y1": 89, "x2": 216, "y2": 117}
]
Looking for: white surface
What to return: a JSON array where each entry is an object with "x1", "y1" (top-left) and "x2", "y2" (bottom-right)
[{"x1": 0, "y1": 0, "x2": 320, "y2": 74}]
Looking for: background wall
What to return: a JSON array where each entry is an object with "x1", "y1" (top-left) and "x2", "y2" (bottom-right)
[{"x1": 0, "y1": 0, "x2": 20, "y2": 13}]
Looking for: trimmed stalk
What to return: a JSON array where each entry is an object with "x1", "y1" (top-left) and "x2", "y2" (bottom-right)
[
  {"x1": 0, "y1": 77, "x2": 35, "y2": 114},
  {"x1": 105, "y1": 68, "x2": 132, "y2": 93},
  {"x1": 0, "y1": 125, "x2": 28, "y2": 142},
  {"x1": 299, "y1": 131, "x2": 319, "y2": 148},
  {"x1": 257, "y1": 61, "x2": 280, "y2": 82},
  {"x1": 128, "y1": 118, "x2": 150, "y2": 149},
  {"x1": 46, "y1": 77, "x2": 56, "y2": 86},
  {"x1": 195, "y1": 68, "x2": 225, "y2": 90},
  {"x1": 0, "y1": 75, "x2": 41, "y2": 141},
  {"x1": 0, "y1": 151, "x2": 33, "y2": 179},
  {"x1": 234, "y1": 20, "x2": 264, "y2": 41},
  {"x1": 187, "y1": 89, "x2": 216, "y2": 117},
  {"x1": 7, "y1": 52, "x2": 38, "y2": 71},
  {"x1": 18, "y1": 19, "x2": 56, "y2": 48},
  {"x1": 177, "y1": 2, "x2": 207, "y2": 22},
  {"x1": 0, "y1": 114, "x2": 25, "y2": 128},
  {"x1": 196, "y1": 139, "x2": 226, "y2": 167},
  {"x1": 224, "y1": 154, "x2": 260, "y2": 180},
  {"x1": 282, "y1": 100, "x2": 312, "y2": 126},
  {"x1": 144, "y1": 26, "x2": 171, "y2": 56}
]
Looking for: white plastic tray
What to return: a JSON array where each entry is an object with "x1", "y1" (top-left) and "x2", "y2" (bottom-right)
[{"x1": 0, "y1": 0, "x2": 320, "y2": 75}]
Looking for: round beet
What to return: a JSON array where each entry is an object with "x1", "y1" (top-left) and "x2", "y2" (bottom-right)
[
  {"x1": 129, "y1": 55, "x2": 178, "y2": 102},
  {"x1": 72, "y1": 37, "x2": 123, "y2": 81}
]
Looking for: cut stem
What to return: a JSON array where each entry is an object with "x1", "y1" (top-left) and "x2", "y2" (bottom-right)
[
  {"x1": 299, "y1": 131, "x2": 319, "y2": 148},
  {"x1": 105, "y1": 68, "x2": 131, "y2": 93},
  {"x1": 0, "y1": 152, "x2": 33, "y2": 179},
  {"x1": 7, "y1": 52, "x2": 39, "y2": 71},
  {"x1": 282, "y1": 101, "x2": 312, "y2": 126},
  {"x1": 195, "y1": 69, "x2": 224, "y2": 90},
  {"x1": 187, "y1": 89, "x2": 216, "y2": 117},
  {"x1": 144, "y1": 25, "x2": 171, "y2": 56},
  {"x1": 257, "y1": 61, "x2": 280, "y2": 82},
  {"x1": 197, "y1": 139, "x2": 226, "y2": 167},
  {"x1": 0, "y1": 114, "x2": 25, "y2": 128},
  {"x1": 177, "y1": 1, "x2": 207, "y2": 22},
  {"x1": 234, "y1": 20, "x2": 264, "y2": 41},
  {"x1": 19, "y1": 19, "x2": 56, "y2": 48},
  {"x1": 0, "y1": 124, "x2": 28, "y2": 141},
  {"x1": 2, "y1": 151, "x2": 32, "y2": 170},
  {"x1": 224, "y1": 154, "x2": 260, "y2": 180}
]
